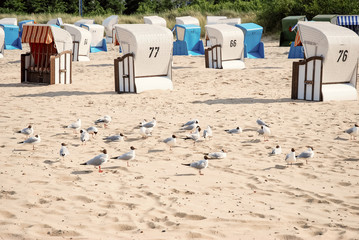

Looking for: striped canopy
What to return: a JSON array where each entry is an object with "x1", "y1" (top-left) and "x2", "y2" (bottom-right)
[
  {"x1": 22, "y1": 25, "x2": 53, "y2": 44},
  {"x1": 337, "y1": 15, "x2": 358, "y2": 26}
]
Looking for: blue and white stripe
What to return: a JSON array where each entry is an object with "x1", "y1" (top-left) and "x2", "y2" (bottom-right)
[{"x1": 337, "y1": 15, "x2": 358, "y2": 26}]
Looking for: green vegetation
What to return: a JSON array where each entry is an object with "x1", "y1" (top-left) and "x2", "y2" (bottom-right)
[{"x1": 1, "y1": 0, "x2": 358, "y2": 34}]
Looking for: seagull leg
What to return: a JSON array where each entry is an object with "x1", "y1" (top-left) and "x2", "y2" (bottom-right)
[
  {"x1": 199, "y1": 170, "x2": 204, "y2": 175},
  {"x1": 33, "y1": 145, "x2": 35, "y2": 150},
  {"x1": 98, "y1": 166, "x2": 103, "y2": 173},
  {"x1": 127, "y1": 161, "x2": 130, "y2": 167}
]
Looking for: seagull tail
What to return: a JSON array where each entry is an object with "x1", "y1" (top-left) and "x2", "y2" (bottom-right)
[
  {"x1": 18, "y1": 141, "x2": 24, "y2": 144},
  {"x1": 111, "y1": 157, "x2": 118, "y2": 159},
  {"x1": 204, "y1": 153, "x2": 209, "y2": 155},
  {"x1": 181, "y1": 163, "x2": 191, "y2": 166},
  {"x1": 224, "y1": 130, "x2": 229, "y2": 132},
  {"x1": 182, "y1": 137, "x2": 191, "y2": 140},
  {"x1": 80, "y1": 162, "x2": 87, "y2": 165},
  {"x1": 17, "y1": 130, "x2": 22, "y2": 133}
]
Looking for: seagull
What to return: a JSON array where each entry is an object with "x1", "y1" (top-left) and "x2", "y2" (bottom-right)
[
  {"x1": 87, "y1": 126, "x2": 98, "y2": 138},
  {"x1": 103, "y1": 133, "x2": 125, "y2": 142},
  {"x1": 59, "y1": 143, "x2": 70, "y2": 159},
  {"x1": 111, "y1": 146, "x2": 136, "y2": 167},
  {"x1": 18, "y1": 135, "x2": 41, "y2": 150},
  {"x1": 271, "y1": 145, "x2": 282, "y2": 155},
  {"x1": 17, "y1": 125, "x2": 34, "y2": 139},
  {"x1": 80, "y1": 129, "x2": 90, "y2": 145},
  {"x1": 140, "y1": 126, "x2": 152, "y2": 138},
  {"x1": 95, "y1": 115, "x2": 112, "y2": 128},
  {"x1": 285, "y1": 148, "x2": 296, "y2": 165},
  {"x1": 80, "y1": 149, "x2": 108, "y2": 173},
  {"x1": 183, "y1": 126, "x2": 201, "y2": 145},
  {"x1": 204, "y1": 149, "x2": 227, "y2": 159},
  {"x1": 257, "y1": 118, "x2": 269, "y2": 127},
  {"x1": 258, "y1": 125, "x2": 271, "y2": 141},
  {"x1": 296, "y1": 147, "x2": 314, "y2": 164},
  {"x1": 182, "y1": 156, "x2": 209, "y2": 175},
  {"x1": 66, "y1": 119, "x2": 81, "y2": 133},
  {"x1": 225, "y1": 127, "x2": 242, "y2": 134},
  {"x1": 180, "y1": 121, "x2": 199, "y2": 131},
  {"x1": 203, "y1": 125, "x2": 213, "y2": 140},
  {"x1": 140, "y1": 117, "x2": 156, "y2": 129},
  {"x1": 344, "y1": 124, "x2": 359, "y2": 140},
  {"x1": 182, "y1": 119, "x2": 199, "y2": 127},
  {"x1": 163, "y1": 135, "x2": 176, "y2": 150}
]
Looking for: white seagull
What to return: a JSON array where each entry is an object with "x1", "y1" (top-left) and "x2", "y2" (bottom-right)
[
  {"x1": 203, "y1": 125, "x2": 213, "y2": 140},
  {"x1": 163, "y1": 135, "x2": 176, "y2": 150},
  {"x1": 18, "y1": 135, "x2": 41, "y2": 150},
  {"x1": 258, "y1": 125, "x2": 271, "y2": 141},
  {"x1": 95, "y1": 115, "x2": 112, "y2": 128},
  {"x1": 140, "y1": 126, "x2": 152, "y2": 138},
  {"x1": 80, "y1": 129, "x2": 90, "y2": 145},
  {"x1": 66, "y1": 119, "x2": 81, "y2": 133},
  {"x1": 344, "y1": 124, "x2": 359, "y2": 140},
  {"x1": 182, "y1": 119, "x2": 199, "y2": 127},
  {"x1": 225, "y1": 127, "x2": 242, "y2": 134},
  {"x1": 80, "y1": 149, "x2": 108, "y2": 173},
  {"x1": 103, "y1": 133, "x2": 125, "y2": 142},
  {"x1": 183, "y1": 126, "x2": 201, "y2": 145},
  {"x1": 111, "y1": 146, "x2": 136, "y2": 167},
  {"x1": 180, "y1": 121, "x2": 199, "y2": 131},
  {"x1": 17, "y1": 125, "x2": 34, "y2": 139},
  {"x1": 205, "y1": 149, "x2": 227, "y2": 159},
  {"x1": 182, "y1": 156, "x2": 209, "y2": 175},
  {"x1": 87, "y1": 126, "x2": 98, "y2": 138},
  {"x1": 285, "y1": 148, "x2": 296, "y2": 165},
  {"x1": 59, "y1": 143, "x2": 70, "y2": 159},
  {"x1": 141, "y1": 117, "x2": 156, "y2": 129},
  {"x1": 271, "y1": 145, "x2": 282, "y2": 155},
  {"x1": 256, "y1": 118, "x2": 269, "y2": 127},
  {"x1": 296, "y1": 147, "x2": 314, "y2": 164}
]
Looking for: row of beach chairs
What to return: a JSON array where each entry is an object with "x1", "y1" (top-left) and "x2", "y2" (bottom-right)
[{"x1": 0, "y1": 15, "x2": 358, "y2": 103}]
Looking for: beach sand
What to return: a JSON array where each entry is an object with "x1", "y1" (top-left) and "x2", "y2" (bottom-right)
[{"x1": 0, "y1": 39, "x2": 359, "y2": 239}]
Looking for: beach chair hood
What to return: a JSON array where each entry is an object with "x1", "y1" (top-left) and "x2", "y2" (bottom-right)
[
  {"x1": 22, "y1": 24, "x2": 72, "y2": 53},
  {"x1": 298, "y1": 21, "x2": 359, "y2": 84}
]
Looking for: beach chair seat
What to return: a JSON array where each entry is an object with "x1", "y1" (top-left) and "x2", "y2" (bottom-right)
[
  {"x1": 144, "y1": 16, "x2": 166, "y2": 27},
  {"x1": 63, "y1": 24, "x2": 91, "y2": 61},
  {"x1": 236, "y1": 23, "x2": 264, "y2": 58},
  {"x1": 0, "y1": 27, "x2": 4, "y2": 58},
  {"x1": 81, "y1": 24, "x2": 107, "y2": 53},
  {"x1": 291, "y1": 22, "x2": 359, "y2": 101},
  {"x1": 114, "y1": 24, "x2": 173, "y2": 93},
  {"x1": 205, "y1": 24, "x2": 245, "y2": 69},
  {"x1": 102, "y1": 15, "x2": 118, "y2": 43},
  {"x1": 21, "y1": 24, "x2": 73, "y2": 84},
  {"x1": 0, "y1": 24, "x2": 22, "y2": 50}
]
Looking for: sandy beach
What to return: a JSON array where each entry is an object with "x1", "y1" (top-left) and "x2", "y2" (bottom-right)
[{"x1": 0, "y1": 38, "x2": 359, "y2": 239}]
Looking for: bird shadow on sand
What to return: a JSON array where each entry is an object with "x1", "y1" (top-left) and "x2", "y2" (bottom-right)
[
  {"x1": 175, "y1": 173, "x2": 197, "y2": 176},
  {"x1": 191, "y1": 97, "x2": 296, "y2": 105},
  {"x1": 126, "y1": 137, "x2": 143, "y2": 142},
  {"x1": 241, "y1": 139, "x2": 261, "y2": 144},
  {"x1": 71, "y1": 170, "x2": 93, "y2": 175},
  {"x1": 148, "y1": 149, "x2": 165, "y2": 153},
  {"x1": 263, "y1": 164, "x2": 288, "y2": 170},
  {"x1": 12, "y1": 149, "x2": 29, "y2": 152},
  {"x1": 343, "y1": 158, "x2": 359, "y2": 162},
  {"x1": 334, "y1": 136, "x2": 348, "y2": 141},
  {"x1": 43, "y1": 160, "x2": 60, "y2": 165}
]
